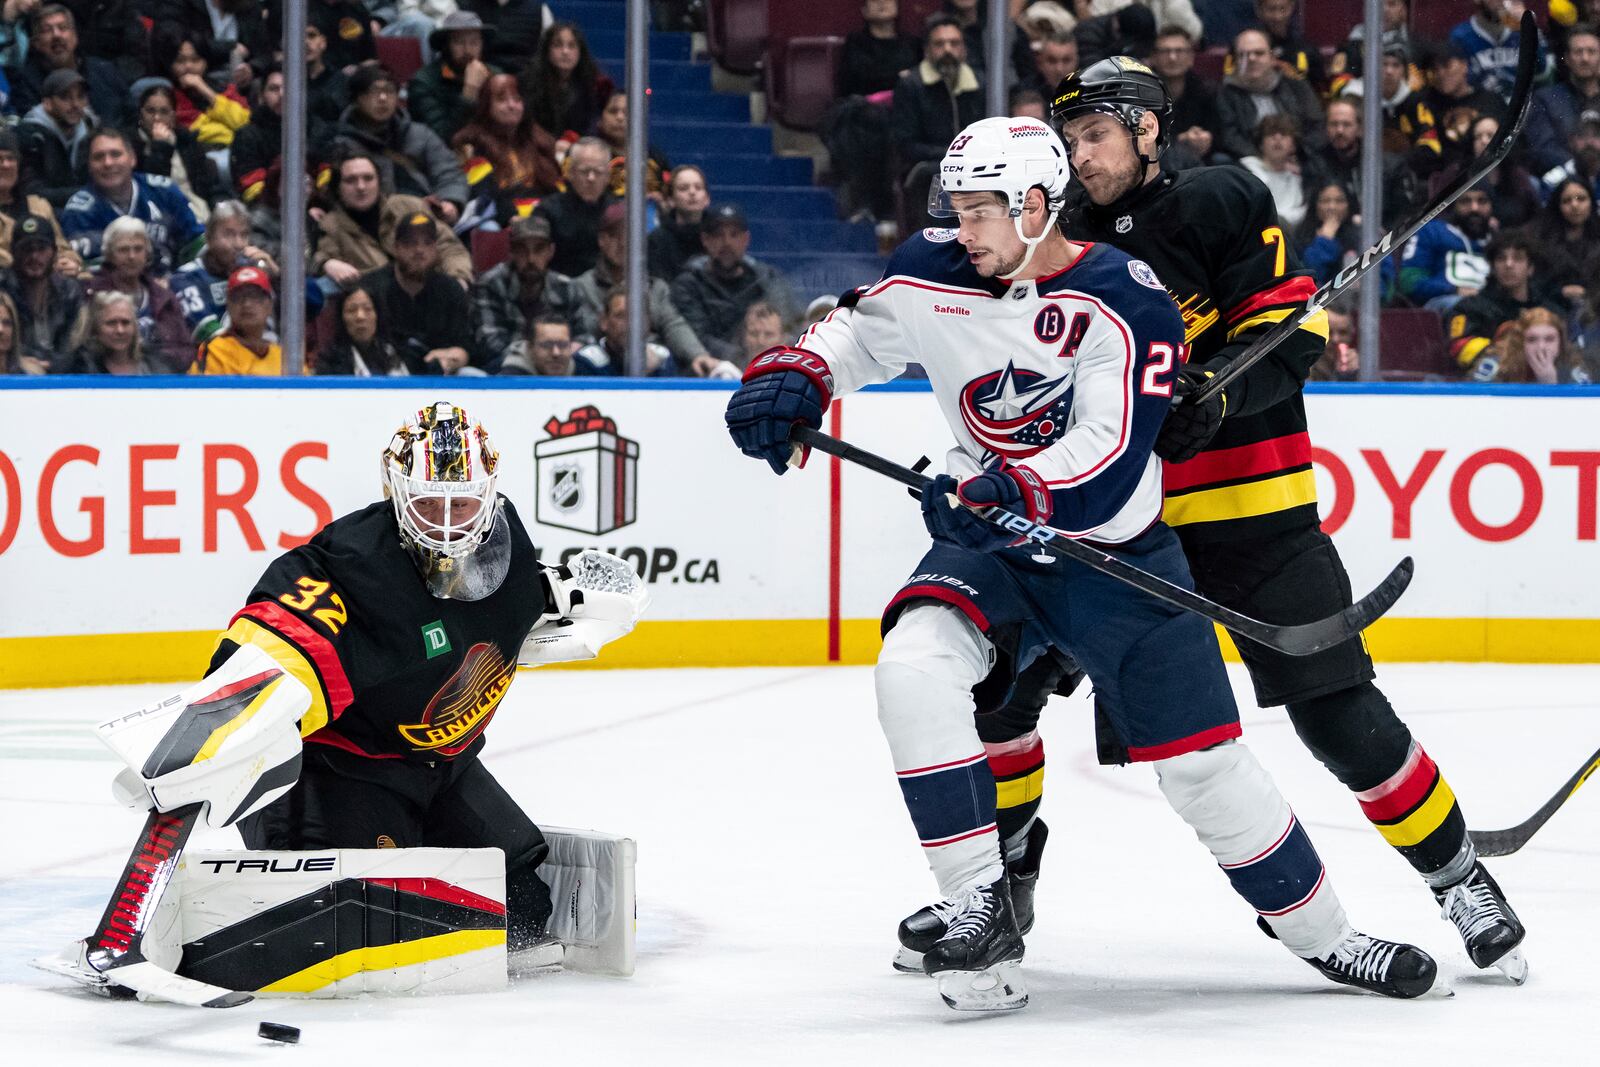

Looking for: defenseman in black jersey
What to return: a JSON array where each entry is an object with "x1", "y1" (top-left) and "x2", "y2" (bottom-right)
[
  {"x1": 221, "y1": 402, "x2": 646, "y2": 959},
  {"x1": 897, "y1": 57, "x2": 1528, "y2": 985}
]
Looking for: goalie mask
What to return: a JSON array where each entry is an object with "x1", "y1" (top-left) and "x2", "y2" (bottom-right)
[
  {"x1": 928, "y1": 116, "x2": 1071, "y2": 279},
  {"x1": 382, "y1": 402, "x2": 509, "y2": 600}
]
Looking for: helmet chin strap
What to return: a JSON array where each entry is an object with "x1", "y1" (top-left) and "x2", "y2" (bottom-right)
[{"x1": 999, "y1": 207, "x2": 1061, "y2": 280}]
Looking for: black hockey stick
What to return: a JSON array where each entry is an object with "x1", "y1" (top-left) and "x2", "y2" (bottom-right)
[
  {"x1": 1189, "y1": 11, "x2": 1539, "y2": 405},
  {"x1": 1471, "y1": 744, "x2": 1600, "y2": 857},
  {"x1": 793, "y1": 425, "x2": 1412, "y2": 656}
]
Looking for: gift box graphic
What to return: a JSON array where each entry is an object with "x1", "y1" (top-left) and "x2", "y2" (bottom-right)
[{"x1": 535, "y1": 406, "x2": 640, "y2": 535}]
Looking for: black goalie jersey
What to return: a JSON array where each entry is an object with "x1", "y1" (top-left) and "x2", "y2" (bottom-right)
[
  {"x1": 1064, "y1": 165, "x2": 1331, "y2": 543},
  {"x1": 208, "y1": 498, "x2": 546, "y2": 762}
]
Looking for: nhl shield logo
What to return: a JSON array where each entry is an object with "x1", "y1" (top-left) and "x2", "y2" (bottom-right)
[
  {"x1": 1115, "y1": 214, "x2": 1133, "y2": 234},
  {"x1": 549, "y1": 464, "x2": 582, "y2": 512}
]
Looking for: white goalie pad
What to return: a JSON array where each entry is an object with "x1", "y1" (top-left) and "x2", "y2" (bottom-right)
[
  {"x1": 98, "y1": 643, "x2": 309, "y2": 830},
  {"x1": 541, "y1": 827, "x2": 637, "y2": 977},
  {"x1": 176, "y1": 847, "x2": 509, "y2": 998},
  {"x1": 519, "y1": 550, "x2": 650, "y2": 667}
]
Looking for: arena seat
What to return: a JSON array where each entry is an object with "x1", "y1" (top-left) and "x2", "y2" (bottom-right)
[
  {"x1": 706, "y1": 0, "x2": 769, "y2": 75},
  {"x1": 1195, "y1": 46, "x2": 1228, "y2": 84},
  {"x1": 374, "y1": 36, "x2": 424, "y2": 86},
  {"x1": 472, "y1": 228, "x2": 511, "y2": 275},
  {"x1": 1379, "y1": 308, "x2": 1454, "y2": 378},
  {"x1": 767, "y1": 35, "x2": 846, "y2": 132}
]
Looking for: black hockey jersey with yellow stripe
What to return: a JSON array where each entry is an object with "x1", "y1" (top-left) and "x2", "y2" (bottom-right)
[
  {"x1": 207, "y1": 499, "x2": 546, "y2": 762},
  {"x1": 1064, "y1": 165, "x2": 1330, "y2": 543}
]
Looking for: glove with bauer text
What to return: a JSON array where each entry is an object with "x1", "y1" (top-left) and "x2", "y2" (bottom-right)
[
  {"x1": 919, "y1": 464, "x2": 1052, "y2": 554},
  {"x1": 1155, "y1": 364, "x2": 1228, "y2": 464},
  {"x1": 724, "y1": 346, "x2": 834, "y2": 475}
]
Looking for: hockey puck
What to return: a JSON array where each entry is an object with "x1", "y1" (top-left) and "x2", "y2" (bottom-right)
[{"x1": 258, "y1": 1022, "x2": 300, "y2": 1044}]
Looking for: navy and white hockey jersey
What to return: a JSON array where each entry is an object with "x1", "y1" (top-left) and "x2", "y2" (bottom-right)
[
  {"x1": 60, "y1": 173, "x2": 205, "y2": 274},
  {"x1": 797, "y1": 229, "x2": 1186, "y2": 543}
]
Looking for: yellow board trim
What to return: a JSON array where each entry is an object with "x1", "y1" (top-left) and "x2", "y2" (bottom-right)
[
  {"x1": 6, "y1": 616, "x2": 1600, "y2": 690},
  {"x1": 996, "y1": 768, "x2": 1045, "y2": 810},
  {"x1": 1164, "y1": 469, "x2": 1319, "y2": 527},
  {"x1": 1374, "y1": 778, "x2": 1459, "y2": 848},
  {"x1": 192, "y1": 673, "x2": 282, "y2": 763},
  {"x1": 218, "y1": 617, "x2": 334, "y2": 737},
  {"x1": 259, "y1": 928, "x2": 507, "y2": 994}
]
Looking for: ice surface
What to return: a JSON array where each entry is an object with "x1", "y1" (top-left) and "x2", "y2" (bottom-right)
[{"x1": 2, "y1": 664, "x2": 1596, "y2": 1063}]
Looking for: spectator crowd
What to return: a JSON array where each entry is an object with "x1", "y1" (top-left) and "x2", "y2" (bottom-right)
[
  {"x1": 0, "y1": 0, "x2": 801, "y2": 379},
  {"x1": 1, "y1": 0, "x2": 1599, "y2": 385}
]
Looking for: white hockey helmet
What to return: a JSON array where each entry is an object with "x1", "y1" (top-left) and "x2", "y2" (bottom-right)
[
  {"x1": 929, "y1": 116, "x2": 1071, "y2": 276},
  {"x1": 381, "y1": 401, "x2": 501, "y2": 565}
]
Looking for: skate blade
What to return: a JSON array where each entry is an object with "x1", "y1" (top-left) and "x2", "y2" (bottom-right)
[
  {"x1": 935, "y1": 959, "x2": 1028, "y2": 1012},
  {"x1": 1492, "y1": 948, "x2": 1529, "y2": 986},
  {"x1": 892, "y1": 946, "x2": 927, "y2": 974},
  {"x1": 508, "y1": 938, "x2": 565, "y2": 976}
]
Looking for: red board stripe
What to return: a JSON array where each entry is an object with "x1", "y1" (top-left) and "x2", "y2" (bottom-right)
[
  {"x1": 236, "y1": 600, "x2": 355, "y2": 718},
  {"x1": 1162, "y1": 432, "x2": 1313, "y2": 492},
  {"x1": 364, "y1": 878, "x2": 508, "y2": 918},
  {"x1": 1225, "y1": 275, "x2": 1318, "y2": 324}
]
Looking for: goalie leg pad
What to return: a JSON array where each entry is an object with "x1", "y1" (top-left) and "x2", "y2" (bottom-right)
[{"x1": 539, "y1": 826, "x2": 637, "y2": 977}]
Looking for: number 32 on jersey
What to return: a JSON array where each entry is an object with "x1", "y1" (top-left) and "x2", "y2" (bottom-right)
[{"x1": 279, "y1": 577, "x2": 349, "y2": 635}]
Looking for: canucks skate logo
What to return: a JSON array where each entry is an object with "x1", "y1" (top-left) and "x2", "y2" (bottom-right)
[{"x1": 958, "y1": 362, "x2": 1073, "y2": 459}]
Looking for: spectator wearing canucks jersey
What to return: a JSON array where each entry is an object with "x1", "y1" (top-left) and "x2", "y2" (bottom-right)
[
  {"x1": 1450, "y1": 0, "x2": 1550, "y2": 99},
  {"x1": 171, "y1": 201, "x2": 270, "y2": 344},
  {"x1": 61, "y1": 128, "x2": 204, "y2": 275},
  {"x1": 1398, "y1": 186, "x2": 1493, "y2": 312},
  {"x1": 5, "y1": 4, "x2": 130, "y2": 128}
]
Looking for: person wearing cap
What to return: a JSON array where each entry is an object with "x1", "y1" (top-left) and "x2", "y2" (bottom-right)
[
  {"x1": 314, "y1": 148, "x2": 473, "y2": 287},
  {"x1": 191, "y1": 265, "x2": 284, "y2": 375},
  {"x1": 1215, "y1": 27, "x2": 1323, "y2": 163},
  {"x1": 1, "y1": 211, "x2": 87, "y2": 372},
  {"x1": 470, "y1": 212, "x2": 581, "y2": 371},
  {"x1": 0, "y1": 127, "x2": 81, "y2": 276},
  {"x1": 572, "y1": 287, "x2": 671, "y2": 376},
  {"x1": 533, "y1": 136, "x2": 614, "y2": 277},
  {"x1": 171, "y1": 200, "x2": 280, "y2": 344},
  {"x1": 6, "y1": 5, "x2": 129, "y2": 127},
  {"x1": 1539, "y1": 108, "x2": 1600, "y2": 199},
  {"x1": 359, "y1": 210, "x2": 476, "y2": 375},
  {"x1": 17, "y1": 67, "x2": 92, "y2": 211},
  {"x1": 1524, "y1": 25, "x2": 1600, "y2": 174},
  {"x1": 573, "y1": 201, "x2": 709, "y2": 374},
  {"x1": 670, "y1": 202, "x2": 798, "y2": 364},
  {"x1": 648, "y1": 164, "x2": 709, "y2": 281},
  {"x1": 460, "y1": 0, "x2": 551, "y2": 70},
  {"x1": 61, "y1": 127, "x2": 205, "y2": 275},
  {"x1": 1345, "y1": 36, "x2": 1443, "y2": 178},
  {"x1": 407, "y1": 11, "x2": 501, "y2": 144},
  {"x1": 1329, "y1": 0, "x2": 1411, "y2": 92},
  {"x1": 1419, "y1": 38, "x2": 1511, "y2": 171},
  {"x1": 334, "y1": 64, "x2": 469, "y2": 226}
]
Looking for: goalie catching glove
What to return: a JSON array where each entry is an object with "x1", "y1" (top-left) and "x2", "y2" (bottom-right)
[{"x1": 518, "y1": 550, "x2": 650, "y2": 666}]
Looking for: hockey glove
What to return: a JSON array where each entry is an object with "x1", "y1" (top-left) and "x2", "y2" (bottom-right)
[
  {"x1": 724, "y1": 346, "x2": 834, "y2": 475},
  {"x1": 1155, "y1": 364, "x2": 1228, "y2": 464},
  {"x1": 920, "y1": 465, "x2": 1052, "y2": 554}
]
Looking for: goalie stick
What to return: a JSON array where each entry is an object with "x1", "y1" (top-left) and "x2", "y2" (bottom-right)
[
  {"x1": 791, "y1": 425, "x2": 1411, "y2": 656},
  {"x1": 55, "y1": 803, "x2": 253, "y2": 1007},
  {"x1": 1188, "y1": 11, "x2": 1539, "y2": 405},
  {"x1": 1471, "y1": 744, "x2": 1600, "y2": 857}
]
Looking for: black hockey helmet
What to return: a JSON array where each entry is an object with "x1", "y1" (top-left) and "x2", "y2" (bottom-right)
[{"x1": 1049, "y1": 56, "x2": 1173, "y2": 150}]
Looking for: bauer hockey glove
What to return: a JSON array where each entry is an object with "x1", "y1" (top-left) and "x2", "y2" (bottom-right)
[
  {"x1": 1155, "y1": 364, "x2": 1228, "y2": 464},
  {"x1": 920, "y1": 465, "x2": 1052, "y2": 553},
  {"x1": 724, "y1": 346, "x2": 834, "y2": 475}
]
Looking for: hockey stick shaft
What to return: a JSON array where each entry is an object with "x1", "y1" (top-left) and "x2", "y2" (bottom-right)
[
  {"x1": 1190, "y1": 12, "x2": 1539, "y2": 405},
  {"x1": 1470, "y1": 744, "x2": 1600, "y2": 857},
  {"x1": 793, "y1": 425, "x2": 1410, "y2": 655}
]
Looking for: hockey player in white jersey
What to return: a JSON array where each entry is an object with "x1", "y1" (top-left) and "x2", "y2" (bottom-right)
[{"x1": 725, "y1": 117, "x2": 1437, "y2": 1011}]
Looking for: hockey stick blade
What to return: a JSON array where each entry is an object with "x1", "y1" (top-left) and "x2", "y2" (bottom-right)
[
  {"x1": 794, "y1": 426, "x2": 1409, "y2": 655},
  {"x1": 1470, "y1": 744, "x2": 1600, "y2": 857},
  {"x1": 1190, "y1": 11, "x2": 1539, "y2": 404}
]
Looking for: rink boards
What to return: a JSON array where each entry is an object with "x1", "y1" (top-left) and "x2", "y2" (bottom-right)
[{"x1": 1, "y1": 379, "x2": 1597, "y2": 687}]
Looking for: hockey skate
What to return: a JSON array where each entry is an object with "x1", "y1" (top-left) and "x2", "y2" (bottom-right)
[
  {"x1": 1304, "y1": 930, "x2": 1438, "y2": 999},
  {"x1": 1436, "y1": 861, "x2": 1528, "y2": 984},
  {"x1": 921, "y1": 876, "x2": 1028, "y2": 1012},
  {"x1": 893, "y1": 819, "x2": 1047, "y2": 973}
]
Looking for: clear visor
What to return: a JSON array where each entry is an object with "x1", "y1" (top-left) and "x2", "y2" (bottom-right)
[
  {"x1": 391, "y1": 473, "x2": 498, "y2": 558},
  {"x1": 928, "y1": 174, "x2": 1021, "y2": 223}
]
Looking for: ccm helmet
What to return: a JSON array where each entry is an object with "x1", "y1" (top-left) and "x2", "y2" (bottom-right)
[
  {"x1": 1050, "y1": 56, "x2": 1171, "y2": 178},
  {"x1": 929, "y1": 115, "x2": 1071, "y2": 278}
]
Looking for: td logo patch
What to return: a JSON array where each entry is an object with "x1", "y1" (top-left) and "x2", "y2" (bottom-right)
[{"x1": 422, "y1": 620, "x2": 452, "y2": 659}]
